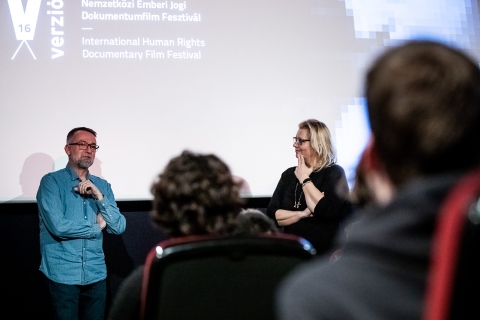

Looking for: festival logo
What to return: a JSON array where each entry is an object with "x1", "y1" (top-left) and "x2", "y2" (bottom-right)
[{"x1": 8, "y1": 0, "x2": 42, "y2": 60}]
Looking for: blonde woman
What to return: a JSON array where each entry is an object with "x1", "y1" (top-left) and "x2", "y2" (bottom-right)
[{"x1": 267, "y1": 119, "x2": 351, "y2": 255}]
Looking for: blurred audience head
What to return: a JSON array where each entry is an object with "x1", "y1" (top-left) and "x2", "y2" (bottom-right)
[
  {"x1": 233, "y1": 208, "x2": 279, "y2": 236},
  {"x1": 150, "y1": 150, "x2": 245, "y2": 237},
  {"x1": 366, "y1": 40, "x2": 480, "y2": 187}
]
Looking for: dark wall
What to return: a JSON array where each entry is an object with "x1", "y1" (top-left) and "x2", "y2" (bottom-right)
[
  {"x1": 0, "y1": 198, "x2": 270, "y2": 319},
  {"x1": 1, "y1": 209, "x2": 50, "y2": 319}
]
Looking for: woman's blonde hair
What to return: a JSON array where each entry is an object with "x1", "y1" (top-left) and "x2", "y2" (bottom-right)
[{"x1": 299, "y1": 119, "x2": 336, "y2": 171}]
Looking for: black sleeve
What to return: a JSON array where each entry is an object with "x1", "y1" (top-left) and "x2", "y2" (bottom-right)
[
  {"x1": 313, "y1": 165, "x2": 350, "y2": 221},
  {"x1": 267, "y1": 171, "x2": 287, "y2": 226},
  {"x1": 108, "y1": 266, "x2": 144, "y2": 320}
]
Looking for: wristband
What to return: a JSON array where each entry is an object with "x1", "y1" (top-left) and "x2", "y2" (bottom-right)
[{"x1": 302, "y1": 178, "x2": 312, "y2": 187}]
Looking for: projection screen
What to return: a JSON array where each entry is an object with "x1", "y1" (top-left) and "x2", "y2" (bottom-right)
[{"x1": 1, "y1": 0, "x2": 479, "y2": 202}]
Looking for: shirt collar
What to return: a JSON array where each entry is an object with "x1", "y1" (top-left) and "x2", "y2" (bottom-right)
[{"x1": 66, "y1": 163, "x2": 92, "y2": 181}]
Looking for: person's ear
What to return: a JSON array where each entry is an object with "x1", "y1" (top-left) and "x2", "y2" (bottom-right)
[
  {"x1": 64, "y1": 144, "x2": 71, "y2": 156},
  {"x1": 362, "y1": 136, "x2": 381, "y2": 173},
  {"x1": 362, "y1": 135, "x2": 395, "y2": 204}
]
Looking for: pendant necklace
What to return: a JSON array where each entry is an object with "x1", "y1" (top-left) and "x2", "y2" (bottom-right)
[{"x1": 294, "y1": 182, "x2": 303, "y2": 209}]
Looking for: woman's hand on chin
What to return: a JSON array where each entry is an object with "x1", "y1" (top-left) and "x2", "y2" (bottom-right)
[{"x1": 295, "y1": 153, "x2": 313, "y2": 182}]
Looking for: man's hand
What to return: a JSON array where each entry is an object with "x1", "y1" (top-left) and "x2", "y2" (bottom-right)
[
  {"x1": 74, "y1": 180, "x2": 103, "y2": 200},
  {"x1": 97, "y1": 214, "x2": 106, "y2": 230}
]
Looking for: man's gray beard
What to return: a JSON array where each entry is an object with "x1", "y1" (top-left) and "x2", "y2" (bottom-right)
[{"x1": 77, "y1": 158, "x2": 93, "y2": 169}]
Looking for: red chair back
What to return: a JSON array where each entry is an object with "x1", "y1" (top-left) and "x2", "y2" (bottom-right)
[{"x1": 423, "y1": 168, "x2": 480, "y2": 320}]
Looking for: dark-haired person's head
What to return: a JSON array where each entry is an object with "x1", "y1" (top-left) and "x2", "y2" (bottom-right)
[
  {"x1": 366, "y1": 40, "x2": 480, "y2": 187},
  {"x1": 150, "y1": 150, "x2": 245, "y2": 237},
  {"x1": 64, "y1": 127, "x2": 98, "y2": 170},
  {"x1": 66, "y1": 127, "x2": 97, "y2": 143},
  {"x1": 233, "y1": 209, "x2": 279, "y2": 236}
]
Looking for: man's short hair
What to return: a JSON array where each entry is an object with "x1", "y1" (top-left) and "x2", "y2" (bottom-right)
[
  {"x1": 150, "y1": 150, "x2": 245, "y2": 237},
  {"x1": 366, "y1": 40, "x2": 480, "y2": 186},
  {"x1": 66, "y1": 127, "x2": 97, "y2": 143}
]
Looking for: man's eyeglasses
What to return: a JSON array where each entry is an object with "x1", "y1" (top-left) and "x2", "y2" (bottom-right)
[
  {"x1": 293, "y1": 137, "x2": 310, "y2": 145},
  {"x1": 68, "y1": 142, "x2": 99, "y2": 151}
]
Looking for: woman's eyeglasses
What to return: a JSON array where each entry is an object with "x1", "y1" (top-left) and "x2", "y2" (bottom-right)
[{"x1": 293, "y1": 137, "x2": 310, "y2": 145}]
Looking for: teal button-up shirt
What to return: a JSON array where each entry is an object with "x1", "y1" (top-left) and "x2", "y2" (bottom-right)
[{"x1": 37, "y1": 164, "x2": 126, "y2": 285}]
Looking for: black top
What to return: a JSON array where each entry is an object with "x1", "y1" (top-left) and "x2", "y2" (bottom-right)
[
  {"x1": 276, "y1": 172, "x2": 462, "y2": 320},
  {"x1": 267, "y1": 164, "x2": 351, "y2": 255}
]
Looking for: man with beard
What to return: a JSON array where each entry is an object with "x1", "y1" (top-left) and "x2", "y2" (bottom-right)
[{"x1": 37, "y1": 127, "x2": 126, "y2": 320}]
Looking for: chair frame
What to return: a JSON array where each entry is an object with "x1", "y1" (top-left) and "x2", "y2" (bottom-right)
[{"x1": 139, "y1": 233, "x2": 316, "y2": 320}]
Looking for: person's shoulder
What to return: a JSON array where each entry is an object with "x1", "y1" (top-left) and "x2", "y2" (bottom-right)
[
  {"x1": 278, "y1": 167, "x2": 297, "y2": 182},
  {"x1": 125, "y1": 265, "x2": 144, "y2": 283},
  {"x1": 277, "y1": 257, "x2": 341, "y2": 310},
  {"x1": 116, "y1": 265, "x2": 144, "y2": 301},
  {"x1": 277, "y1": 253, "x2": 388, "y2": 319},
  {"x1": 328, "y1": 163, "x2": 345, "y2": 171},
  {"x1": 311, "y1": 164, "x2": 344, "y2": 177},
  {"x1": 282, "y1": 166, "x2": 296, "y2": 176},
  {"x1": 89, "y1": 174, "x2": 109, "y2": 185},
  {"x1": 109, "y1": 265, "x2": 144, "y2": 320},
  {"x1": 281, "y1": 257, "x2": 331, "y2": 288},
  {"x1": 323, "y1": 164, "x2": 346, "y2": 175},
  {"x1": 41, "y1": 167, "x2": 68, "y2": 181},
  {"x1": 282, "y1": 250, "x2": 375, "y2": 298}
]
